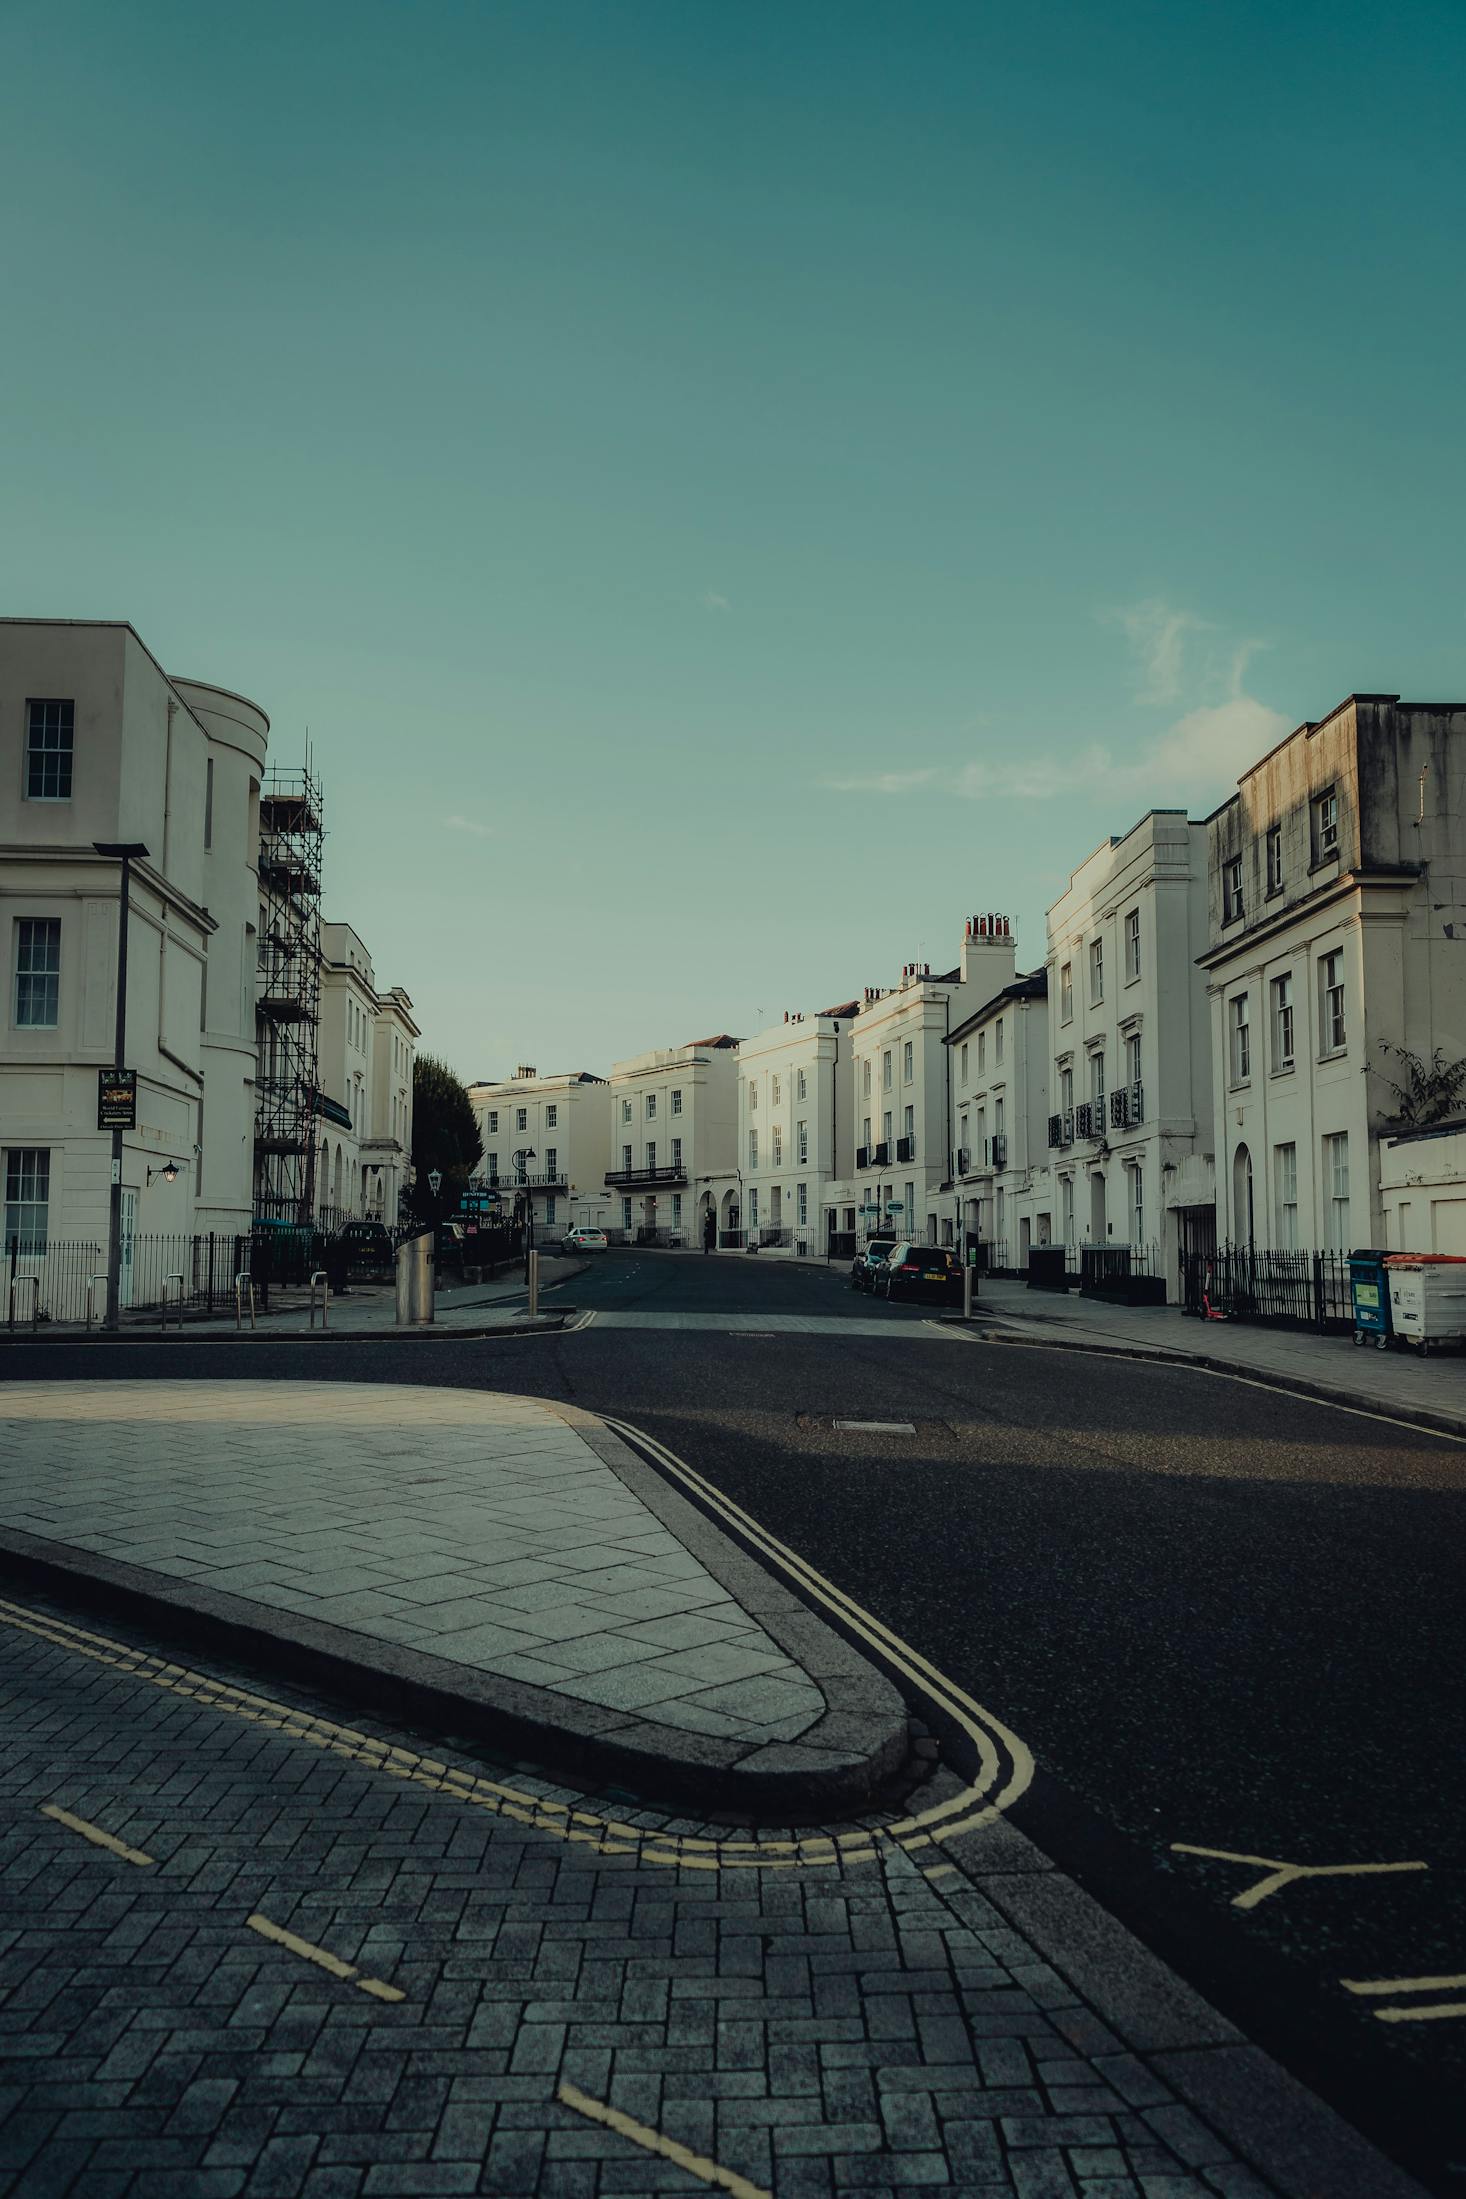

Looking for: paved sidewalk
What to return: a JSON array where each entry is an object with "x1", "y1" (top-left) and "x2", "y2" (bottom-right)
[
  {"x1": 0, "y1": 1383, "x2": 905, "y2": 1813},
  {"x1": 974, "y1": 1278, "x2": 1466, "y2": 1434}
]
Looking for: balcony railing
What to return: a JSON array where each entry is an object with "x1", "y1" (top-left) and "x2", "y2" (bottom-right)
[
  {"x1": 604, "y1": 1162, "x2": 688, "y2": 1189},
  {"x1": 1074, "y1": 1102, "x2": 1096, "y2": 1138},
  {"x1": 855, "y1": 1145, "x2": 870, "y2": 1170},
  {"x1": 955, "y1": 1146, "x2": 971, "y2": 1175},
  {"x1": 987, "y1": 1134, "x2": 1007, "y2": 1169},
  {"x1": 479, "y1": 1169, "x2": 567, "y2": 1189},
  {"x1": 872, "y1": 1141, "x2": 890, "y2": 1167},
  {"x1": 1048, "y1": 1114, "x2": 1067, "y2": 1149},
  {"x1": 1110, "y1": 1082, "x2": 1145, "y2": 1129},
  {"x1": 895, "y1": 1135, "x2": 915, "y2": 1163}
]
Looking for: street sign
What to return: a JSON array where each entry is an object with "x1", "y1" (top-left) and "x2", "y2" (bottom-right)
[{"x1": 97, "y1": 1068, "x2": 137, "y2": 1130}]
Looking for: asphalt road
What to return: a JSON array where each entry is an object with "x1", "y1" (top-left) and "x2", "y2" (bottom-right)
[{"x1": 6, "y1": 1248, "x2": 1464, "y2": 2192}]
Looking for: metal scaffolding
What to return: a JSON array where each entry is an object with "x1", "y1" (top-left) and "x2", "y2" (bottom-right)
[{"x1": 254, "y1": 765, "x2": 324, "y2": 1222}]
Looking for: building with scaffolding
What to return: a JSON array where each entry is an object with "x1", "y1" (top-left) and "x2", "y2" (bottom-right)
[{"x1": 254, "y1": 766, "x2": 324, "y2": 1222}]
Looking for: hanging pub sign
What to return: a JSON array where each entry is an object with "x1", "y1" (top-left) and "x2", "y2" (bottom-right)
[{"x1": 97, "y1": 1068, "x2": 137, "y2": 1130}]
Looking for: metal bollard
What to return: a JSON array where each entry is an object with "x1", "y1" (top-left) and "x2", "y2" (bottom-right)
[
  {"x1": 8, "y1": 1275, "x2": 39, "y2": 1333},
  {"x1": 527, "y1": 1248, "x2": 539, "y2": 1319},
  {"x1": 234, "y1": 1272, "x2": 257, "y2": 1331},
  {"x1": 963, "y1": 1263, "x2": 974, "y2": 1321},
  {"x1": 309, "y1": 1269, "x2": 330, "y2": 1332},
  {"x1": 161, "y1": 1274, "x2": 185, "y2": 1332},
  {"x1": 85, "y1": 1272, "x2": 108, "y2": 1330},
  {"x1": 395, "y1": 1232, "x2": 434, "y2": 1325}
]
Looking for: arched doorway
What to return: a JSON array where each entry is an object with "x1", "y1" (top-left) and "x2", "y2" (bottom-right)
[
  {"x1": 719, "y1": 1186, "x2": 740, "y2": 1245},
  {"x1": 1232, "y1": 1143, "x2": 1254, "y2": 1246}
]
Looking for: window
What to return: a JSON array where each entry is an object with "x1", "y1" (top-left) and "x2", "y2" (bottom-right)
[
  {"x1": 1230, "y1": 993, "x2": 1251, "y2": 1083},
  {"x1": 862, "y1": 1115, "x2": 871, "y2": 1147},
  {"x1": 771, "y1": 1126, "x2": 783, "y2": 1165},
  {"x1": 546, "y1": 1195, "x2": 557, "y2": 1226},
  {"x1": 1266, "y1": 826, "x2": 1283, "y2": 894},
  {"x1": 1314, "y1": 788, "x2": 1339, "y2": 862},
  {"x1": 882, "y1": 1050, "x2": 892, "y2": 1091},
  {"x1": 1323, "y1": 1132, "x2": 1350, "y2": 1249},
  {"x1": 25, "y1": 701, "x2": 73, "y2": 800},
  {"x1": 544, "y1": 1147, "x2": 557, "y2": 1175},
  {"x1": 646, "y1": 1093, "x2": 657, "y2": 1119},
  {"x1": 902, "y1": 1041, "x2": 913, "y2": 1083},
  {"x1": 959, "y1": 1112, "x2": 969, "y2": 1155},
  {"x1": 1059, "y1": 1065, "x2": 1073, "y2": 1114},
  {"x1": 796, "y1": 1070, "x2": 806, "y2": 1102},
  {"x1": 545, "y1": 1104, "x2": 557, "y2": 1128},
  {"x1": 672, "y1": 1193, "x2": 682, "y2": 1224},
  {"x1": 959, "y1": 1042, "x2": 969, "y2": 1083},
  {"x1": 748, "y1": 1082, "x2": 758, "y2": 1111},
  {"x1": 796, "y1": 1119, "x2": 808, "y2": 1164},
  {"x1": 749, "y1": 1186, "x2": 759, "y2": 1229},
  {"x1": 488, "y1": 1110, "x2": 498, "y2": 1132},
  {"x1": 1125, "y1": 909, "x2": 1141, "y2": 980},
  {"x1": 1271, "y1": 973, "x2": 1294, "y2": 1071},
  {"x1": 1090, "y1": 1052, "x2": 1105, "y2": 1108},
  {"x1": 622, "y1": 1143, "x2": 632, "y2": 1172},
  {"x1": 3, "y1": 1148, "x2": 49, "y2": 1251},
  {"x1": 797, "y1": 1182, "x2": 808, "y2": 1225},
  {"x1": 994, "y1": 1095, "x2": 1005, "y2": 1137},
  {"x1": 621, "y1": 1098, "x2": 632, "y2": 1122},
  {"x1": 1061, "y1": 1175, "x2": 1075, "y2": 1245},
  {"x1": 516, "y1": 1107, "x2": 527, "y2": 1132},
  {"x1": 977, "y1": 1031, "x2": 986, "y2": 1073},
  {"x1": 905, "y1": 1181, "x2": 915, "y2": 1227},
  {"x1": 748, "y1": 1129, "x2": 758, "y2": 1169},
  {"x1": 882, "y1": 1111, "x2": 892, "y2": 1145},
  {"x1": 1274, "y1": 1143, "x2": 1298, "y2": 1249},
  {"x1": 671, "y1": 1136, "x2": 682, "y2": 1168},
  {"x1": 1319, "y1": 949, "x2": 1346, "y2": 1053},
  {"x1": 1060, "y1": 963, "x2": 1073, "y2": 1021},
  {"x1": 771, "y1": 1074, "x2": 781, "y2": 1106},
  {"x1": 1130, "y1": 1163, "x2": 1143, "y2": 1246},
  {"x1": 1089, "y1": 937, "x2": 1104, "y2": 1004},
  {"x1": 1223, "y1": 857, "x2": 1244, "y2": 924},
  {"x1": 862, "y1": 1058, "x2": 871, "y2": 1098},
  {"x1": 487, "y1": 1151, "x2": 498, "y2": 1177},
  {"x1": 995, "y1": 1019, "x2": 1005, "y2": 1065},
  {"x1": 646, "y1": 1142, "x2": 656, "y2": 1169},
  {"x1": 14, "y1": 919, "x2": 60, "y2": 1028},
  {"x1": 622, "y1": 1198, "x2": 632, "y2": 1231},
  {"x1": 204, "y1": 757, "x2": 215, "y2": 850}
]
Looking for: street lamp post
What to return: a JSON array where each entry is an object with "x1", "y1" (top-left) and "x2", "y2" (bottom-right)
[
  {"x1": 513, "y1": 1148, "x2": 536, "y2": 1277},
  {"x1": 94, "y1": 842, "x2": 149, "y2": 1332}
]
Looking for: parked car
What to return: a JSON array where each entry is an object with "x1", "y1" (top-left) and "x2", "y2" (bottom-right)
[
  {"x1": 850, "y1": 1237, "x2": 897, "y2": 1292},
  {"x1": 339, "y1": 1219, "x2": 394, "y2": 1269},
  {"x1": 435, "y1": 1220, "x2": 466, "y2": 1271},
  {"x1": 561, "y1": 1226, "x2": 609, "y2": 1253},
  {"x1": 879, "y1": 1242, "x2": 964, "y2": 1304}
]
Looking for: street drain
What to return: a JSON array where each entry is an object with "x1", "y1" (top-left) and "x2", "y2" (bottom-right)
[{"x1": 832, "y1": 1418, "x2": 917, "y2": 1434}]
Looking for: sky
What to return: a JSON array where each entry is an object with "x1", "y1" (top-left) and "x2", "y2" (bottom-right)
[{"x1": 3, "y1": 0, "x2": 1464, "y2": 1080}]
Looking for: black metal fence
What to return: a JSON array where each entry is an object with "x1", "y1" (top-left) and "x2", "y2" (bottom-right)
[
  {"x1": 5, "y1": 1233, "x2": 252, "y2": 1327},
  {"x1": 1181, "y1": 1243, "x2": 1352, "y2": 1331}
]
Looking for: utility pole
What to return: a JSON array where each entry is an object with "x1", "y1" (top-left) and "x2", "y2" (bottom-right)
[{"x1": 94, "y1": 842, "x2": 149, "y2": 1332}]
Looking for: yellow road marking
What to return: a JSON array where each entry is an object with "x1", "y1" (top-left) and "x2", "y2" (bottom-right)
[
  {"x1": 39, "y1": 1802, "x2": 153, "y2": 1867},
  {"x1": 1342, "y1": 1971, "x2": 1466, "y2": 1995},
  {"x1": 1170, "y1": 1843, "x2": 1428, "y2": 1910},
  {"x1": 558, "y1": 2081, "x2": 770, "y2": 2199},
  {"x1": 1372, "y1": 2001, "x2": 1466, "y2": 2024},
  {"x1": 246, "y1": 1913, "x2": 404, "y2": 2001}
]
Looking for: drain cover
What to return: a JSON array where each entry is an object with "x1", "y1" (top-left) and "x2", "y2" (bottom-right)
[{"x1": 832, "y1": 1418, "x2": 916, "y2": 1434}]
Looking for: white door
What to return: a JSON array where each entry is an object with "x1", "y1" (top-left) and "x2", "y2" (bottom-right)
[{"x1": 119, "y1": 1188, "x2": 137, "y2": 1309}]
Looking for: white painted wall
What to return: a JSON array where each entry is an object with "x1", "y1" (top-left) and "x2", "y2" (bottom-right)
[
  {"x1": 468, "y1": 1069, "x2": 612, "y2": 1236},
  {"x1": 738, "y1": 1008, "x2": 855, "y2": 1254},
  {"x1": 607, "y1": 1038, "x2": 739, "y2": 1243}
]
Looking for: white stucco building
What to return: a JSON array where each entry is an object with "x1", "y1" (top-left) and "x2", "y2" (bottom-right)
[
  {"x1": 606, "y1": 1035, "x2": 740, "y2": 1246},
  {"x1": 1038, "y1": 812, "x2": 1214, "y2": 1296},
  {"x1": 1201, "y1": 694, "x2": 1466, "y2": 1254},
  {"x1": 946, "y1": 956, "x2": 1049, "y2": 1267},
  {"x1": 1, "y1": 619, "x2": 267, "y2": 1290},
  {"x1": 467, "y1": 1067, "x2": 612, "y2": 1239},
  {"x1": 316, "y1": 920, "x2": 418, "y2": 1224},
  {"x1": 738, "y1": 1006, "x2": 857, "y2": 1254}
]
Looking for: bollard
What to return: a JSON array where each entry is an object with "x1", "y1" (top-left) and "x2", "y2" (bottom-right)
[
  {"x1": 395, "y1": 1232, "x2": 435, "y2": 1325},
  {"x1": 309, "y1": 1269, "x2": 330, "y2": 1332},
  {"x1": 527, "y1": 1248, "x2": 539, "y2": 1319},
  {"x1": 234, "y1": 1273, "x2": 257, "y2": 1331},
  {"x1": 161, "y1": 1274, "x2": 185, "y2": 1333},
  {"x1": 963, "y1": 1263, "x2": 974, "y2": 1321}
]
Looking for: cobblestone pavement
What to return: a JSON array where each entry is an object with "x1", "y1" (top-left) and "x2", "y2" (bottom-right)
[{"x1": 0, "y1": 1584, "x2": 1373, "y2": 2199}]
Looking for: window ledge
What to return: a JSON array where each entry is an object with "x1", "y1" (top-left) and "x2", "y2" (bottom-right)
[{"x1": 1270, "y1": 1063, "x2": 1296, "y2": 1080}]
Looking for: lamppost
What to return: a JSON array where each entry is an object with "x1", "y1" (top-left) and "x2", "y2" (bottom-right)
[
  {"x1": 94, "y1": 841, "x2": 149, "y2": 1332},
  {"x1": 427, "y1": 1167, "x2": 442, "y2": 1224},
  {"x1": 513, "y1": 1147, "x2": 536, "y2": 1276}
]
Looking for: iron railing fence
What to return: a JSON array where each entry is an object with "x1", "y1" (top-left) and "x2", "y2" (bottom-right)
[
  {"x1": 719, "y1": 1228, "x2": 747, "y2": 1249},
  {"x1": 1182, "y1": 1243, "x2": 1352, "y2": 1331},
  {"x1": 5, "y1": 1233, "x2": 254, "y2": 1327}
]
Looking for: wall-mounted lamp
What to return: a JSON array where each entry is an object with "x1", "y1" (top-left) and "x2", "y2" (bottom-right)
[{"x1": 147, "y1": 1160, "x2": 179, "y2": 1188}]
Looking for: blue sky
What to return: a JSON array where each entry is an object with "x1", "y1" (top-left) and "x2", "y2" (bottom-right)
[{"x1": 3, "y1": 0, "x2": 1463, "y2": 1077}]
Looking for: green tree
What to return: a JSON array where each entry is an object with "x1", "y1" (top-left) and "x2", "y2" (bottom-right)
[{"x1": 409, "y1": 1055, "x2": 482, "y2": 1219}]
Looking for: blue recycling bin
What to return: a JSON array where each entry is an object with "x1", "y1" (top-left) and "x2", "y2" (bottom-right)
[{"x1": 1349, "y1": 1249, "x2": 1393, "y2": 1347}]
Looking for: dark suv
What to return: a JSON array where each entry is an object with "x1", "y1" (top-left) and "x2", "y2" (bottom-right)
[
  {"x1": 850, "y1": 1237, "x2": 897, "y2": 1292},
  {"x1": 880, "y1": 1242, "x2": 964, "y2": 1304}
]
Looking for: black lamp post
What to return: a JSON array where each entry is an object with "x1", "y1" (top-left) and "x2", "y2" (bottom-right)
[
  {"x1": 513, "y1": 1147, "x2": 536, "y2": 1277},
  {"x1": 94, "y1": 841, "x2": 149, "y2": 1330}
]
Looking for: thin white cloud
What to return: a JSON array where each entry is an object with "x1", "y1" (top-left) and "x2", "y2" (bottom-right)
[
  {"x1": 1106, "y1": 597, "x2": 1209, "y2": 705},
  {"x1": 824, "y1": 766, "x2": 938, "y2": 795},
  {"x1": 701, "y1": 590, "x2": 731, "y2": 612},
  {"x1": 445, "y1": 814, "x2": 493, "y2": 838}
]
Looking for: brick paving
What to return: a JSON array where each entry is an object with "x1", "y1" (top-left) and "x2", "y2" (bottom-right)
[{"x1": 0, "y1": 1584, "x2": 1324, "y2": 2199}]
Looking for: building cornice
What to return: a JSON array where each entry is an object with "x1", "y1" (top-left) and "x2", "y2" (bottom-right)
[{"x1": 1196, "y1": 867, "x2": 1418, "y2": 970}]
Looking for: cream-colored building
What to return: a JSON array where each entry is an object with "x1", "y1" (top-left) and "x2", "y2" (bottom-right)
[
  {"x1": 1039, "y1": 812, "x2": 1214, "y2": 1296},
  {"x1": 1201, "y1": 694, "x2": 1466, "y2": 1253},
  {"x1": 738, "y1": 1007, "x2": 857, "y2": 1255},
  {"x1": 467, "y1": 1067, "x2": 612, "y2": 1240},
  {"x1": 946, "y1": 957, "x2": 1049, "y2": 1266},
  {"x1": 607, "y1": 1036, "x2": 739, "y2": 1246},
  {"x1": 316, "y1": 920, "x2": 418, "y2": 1224},
  {"x1": 1, "y1": 619, "x2": 266, "y2": 1295}
]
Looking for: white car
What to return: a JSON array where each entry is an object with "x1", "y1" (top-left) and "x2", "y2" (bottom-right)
[{"x1": 561, "y1": 1227, "x2": 608, "y2": 1252}]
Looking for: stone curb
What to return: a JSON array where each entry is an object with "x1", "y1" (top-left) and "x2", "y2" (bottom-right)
[
  {"x1": 942, "y1": 1309, "x2": 1466, "y2": 1441},
  {"x1": 0, "y1": 1396, "x2": 908, "y2": 1820}
]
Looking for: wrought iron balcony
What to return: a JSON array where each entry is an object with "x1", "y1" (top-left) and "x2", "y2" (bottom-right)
[
  {"x1": 895, "y1": 1135, "x2": 915, "y2": 1163},
  {"x1": 604, "y1": 1162, "x2": 688, "y2": 1189},
  {"x1": 1109, "y1": 1082, "x2": 1145, "y2": 1129}
]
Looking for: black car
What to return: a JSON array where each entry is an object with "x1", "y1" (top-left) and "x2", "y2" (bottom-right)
[
  {"x1": 850, "y1": 1237, "x2": 897, "y2": 1292},
  {"x1": 879, "y1": 1242, "x2": 964, "y2": 1304},
  {"x1": 338, "y1": 1219, "x2": 394, "y2": 1271}
]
